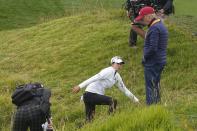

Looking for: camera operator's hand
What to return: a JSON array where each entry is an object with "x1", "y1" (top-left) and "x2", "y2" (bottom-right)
[
  {"x1": 159, "y1": 9, "x2": 164, "y2": 14},
  {"x1": 126, "y1": 11, "x2": 130, "y2": 17},
  {"x1": 72, "y1": 86, "x2": 80, "y2": 93},
  {"x1": 47, "y1": 123, "x2": 53, "y2": 130},
  {"x1": 126, "y1": 10, "x2": 133, "y2": 18},
  {"x1": 156, "y1": 9, "x2": 165, "y2": 18},
  {"x1": 48, "y1": 118, "x2": 53, "y2": 128}
]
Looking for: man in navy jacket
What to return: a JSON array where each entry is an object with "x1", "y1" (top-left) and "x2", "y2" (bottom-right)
[{"x1": 132, "y1": 6, "x2": 168, "y2": 105}]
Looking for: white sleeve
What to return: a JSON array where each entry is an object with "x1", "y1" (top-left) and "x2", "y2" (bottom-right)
[
  {"x1": 78, "y1": 68, "x2": 109, "y2": 89},
  {"x1": 115, "y1": 74, "x2": 139, "y2": 102}
]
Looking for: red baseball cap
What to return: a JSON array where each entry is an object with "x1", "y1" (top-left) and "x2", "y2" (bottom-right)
[{"x1": 135, "y1": 6, "x2": 155, "y2": 21}]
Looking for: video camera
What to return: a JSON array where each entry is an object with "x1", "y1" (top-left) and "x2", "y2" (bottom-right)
[
  {"x1": 125, "y1": 0, "x2": 161, "y2": 24},
  {"x1": 125, "y1": 0, "x2": 149, "y2": 26}
]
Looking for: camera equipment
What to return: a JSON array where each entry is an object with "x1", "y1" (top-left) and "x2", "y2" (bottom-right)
[
  {"x1": 42, "y1": 118, "x2": 53, "y2": 131},
  {"x1": 129, "y1": 0, "x2": 149, "y2": 21}
]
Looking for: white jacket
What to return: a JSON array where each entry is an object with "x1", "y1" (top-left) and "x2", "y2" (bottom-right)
[{"x1": 79, "y1": 66, "x2": 139, "y2": 102}]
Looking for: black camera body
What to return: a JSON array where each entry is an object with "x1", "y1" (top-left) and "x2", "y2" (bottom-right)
[{"x1": 126, "y1": 0, "x2": 162, "y2": 22}]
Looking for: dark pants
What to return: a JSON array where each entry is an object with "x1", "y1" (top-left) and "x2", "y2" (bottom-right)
[
  {"x1": 129, "y1": 25, "x2": 143, "y2": 46},
  {"x1": 83, "y1": 92, "x2": 117, "y2": 122},
  {"x1": 144, "y1": 64, "x2": 165, "y2": 105},
  {"x1": 12, "y1": 105, "x2": 45, "y2": 131},
  {"x1": 129, "y1": 29, "x2": 137, "y2": 46}
]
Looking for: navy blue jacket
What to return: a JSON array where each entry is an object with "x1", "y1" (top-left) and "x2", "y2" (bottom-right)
[{"x1": 143, "y1": 20, "x2": 168, "y2": 66}]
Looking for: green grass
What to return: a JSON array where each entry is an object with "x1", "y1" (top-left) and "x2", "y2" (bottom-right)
[
  {"x1": 171, "y1": 0, "x2": 197, "y2": 33},
  {"x1": 174, "y1": 0, "x2": 197, "y2": 16},
  {"x1": 0, "y1": 10, "x2": 196, "y2": 130},
  {"x1": 0, "y1": 0, "x2": 124, "y2": 30},
  {"x1": 0, "y1": 0, "x2": 65, "y2": 30},
  {"x1": 0, "y1": 0, "x2": 196, "y2": 130},
  {"x1": 81, "y1": 106, "x2": 180, "y2": 131}
]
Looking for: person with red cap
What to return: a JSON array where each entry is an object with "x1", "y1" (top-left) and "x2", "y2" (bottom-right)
[{"x1": 132, "y1": 6, "x2": 168, "y2": 105}]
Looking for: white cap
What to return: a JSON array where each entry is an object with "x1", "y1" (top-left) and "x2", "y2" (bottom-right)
[{"x1": 111, "y1": 56, "x2": 125, "y2": 64}]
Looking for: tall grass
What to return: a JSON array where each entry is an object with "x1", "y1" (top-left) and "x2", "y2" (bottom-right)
[
  {"x1": 0, "y1": 0, "x2": 124, "y2": 30},
  {"x1": 81, "y1": 106, "x2": 180, "y2": 131},
  {"x1": 171, "y1": 0, "x2": 197, "y2": 32},
  {"x1": 0, "y1": 9, "x2": 196, "y2": 130},
  {"x1": 0, "y1": 0, "x2": 196, "y2": 130}
]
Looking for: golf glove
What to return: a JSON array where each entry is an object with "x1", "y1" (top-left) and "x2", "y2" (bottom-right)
[{"x1": 133, "y1": 96, "x2": 139, "y2": 103}]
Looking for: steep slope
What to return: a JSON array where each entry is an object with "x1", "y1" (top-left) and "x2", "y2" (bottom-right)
[
  {"x1": 0, "y1": 9, "x2": 196, "y2": 130},
  {"x1": 0, "y1": 0, "x2": 122, "y2": 30}
]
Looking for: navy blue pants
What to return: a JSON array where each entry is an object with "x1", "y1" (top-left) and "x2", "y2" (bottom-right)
[{"x1": 144, "y1": 64, "x2": 165, "y2": 105}]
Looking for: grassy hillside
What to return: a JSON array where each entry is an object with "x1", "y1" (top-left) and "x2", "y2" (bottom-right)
[
  {"x1": 0, "y1": 0, "x2": 123, "y2": 30},
  {"x1": 171, "y1": 0, "x2": 197, "y2": 33},
  {"x1": 1, "y1": 0, "x2": 197, "y2": 33},
  {"x1": 0, "y1": 10, "x2": 197, "y2": 130},
  {"x1": 81, "y1": 106, "x2": 180, "y2": 131},
  {"x1": 0, "y1": 0, "x2": 196, "y2": 130}
]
